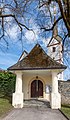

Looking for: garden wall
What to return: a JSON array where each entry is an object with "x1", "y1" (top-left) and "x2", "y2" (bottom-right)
[{"x1": 58, "y1": 80, "x2": 70, "y2": 105}]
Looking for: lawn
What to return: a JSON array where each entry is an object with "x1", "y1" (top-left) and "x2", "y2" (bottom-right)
[
  {"x1": 61, "y1": 104, "x2": 70, "y2": 119},
  {"x1": 0, "y1": 98, "x2": 13, "y2": 118}
]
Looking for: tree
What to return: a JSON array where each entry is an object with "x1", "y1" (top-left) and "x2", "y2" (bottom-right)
[
  {"x1": 38, "y1": 0, "x2": 70, "y2": 36},
  {"x1": 0, "y1": 71, "x2": 16, "y2": 97},
  {"x1": 0, "y1": 0, "x2": 70, "y2": 50},
  {"x1": 37, "y1": 0, "x2": 70, "y2": 68},
  {"x1": 0, "y1": 0, "x2": 35, "y2": 51}
]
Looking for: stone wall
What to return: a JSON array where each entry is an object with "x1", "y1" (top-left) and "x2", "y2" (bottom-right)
[{"x1": 58, "y1": 80, "x2": 70, "y2": 105}]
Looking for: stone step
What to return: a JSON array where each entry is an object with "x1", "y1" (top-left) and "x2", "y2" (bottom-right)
[{"x1": 24, "y1": 99, "x2": 50, "y2": 108}]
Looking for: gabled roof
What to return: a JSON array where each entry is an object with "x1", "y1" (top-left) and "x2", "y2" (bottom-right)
[
  {"x1": 47, "y1": 17, "x2": 62, "y2": 47},
  {"x1": 47, "y1": 35, "x2": 62, "y2": 47},
  {"x1": 18, "y1": 50, "x2": 28, "y2": 61},
  {"x1": 8, "y1": 44, "x2": 67, "y2": 70}
]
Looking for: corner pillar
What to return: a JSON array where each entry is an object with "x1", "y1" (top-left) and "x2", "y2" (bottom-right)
[
  {"x1": 51, "y1": 72, "x2": 61, "y2": 109},
  {"x1": 12, "y1": 71, "x2": 23, "y2": 108}
]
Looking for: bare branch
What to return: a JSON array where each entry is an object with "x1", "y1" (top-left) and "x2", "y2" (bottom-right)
[
  {"x1": 39, "y1": 0, "x2": 52, "y2": 8},
  {"x1": 0, "y1": 14, "x2": 33, "y2": 31},
  {"x1": 0, "y1": 34, "x2": 4, "y2": 40},
  {"x1": 63, "y1": 34, "x2": 68, "y2": 46},
  {"x1": 14, "y1": 0, "x2": 18, "y2": 8},
  {"x1": 39, "y1": 0, "x2": 70, "y2": 36},
  {"x1": 0, "y1": 14, "x2": 15, "y2": 18},
  {"x1": 41, "y1": 16, "x2": 62, "y2": 31},
  {"x1": 57, "y1": 0, "x2": 70, "y2": 36}
]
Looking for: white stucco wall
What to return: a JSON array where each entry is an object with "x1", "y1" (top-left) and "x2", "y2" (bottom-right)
[
  {"x1": 22, "y1": 70, "x2": 52, "y2": 102},
  {"x1": 48, "y1": 44, "x2": 62, "y2": 61},
  {"x1": 12, "y1": 69, "x2": 61, "y2": 109}
]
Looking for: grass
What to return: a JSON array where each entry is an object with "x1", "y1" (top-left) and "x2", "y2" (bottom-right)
[
  {"x1": 0, "y1": 97, "x2": 13, "y2": 118},
  {"x1": 61, "y1": 104, "x2": 70, "y2": 119},
  {"x1": 0, "y1": 97, "x2": 70, "y2": 119}
]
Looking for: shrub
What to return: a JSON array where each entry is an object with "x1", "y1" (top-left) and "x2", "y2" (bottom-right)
[{"x1": 0, "y1": 71, "x2": 16, "y2": 97}]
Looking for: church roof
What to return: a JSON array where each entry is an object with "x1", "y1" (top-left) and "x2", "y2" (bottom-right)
[
  {"x1": 47, "y1": 35, "x2": 62, "y2": 47},
  {"x1": 47, "y1": 17, "x2": 62, "y2": 47},
  {"x1": 18, "y1": 50, "x2": 28, "y2": 61},
  {"x1": 8, "y1": 44, "x2": 67, "y2": 70}
]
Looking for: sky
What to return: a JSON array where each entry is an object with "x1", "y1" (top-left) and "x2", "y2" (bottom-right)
[
  {"x1": 0, "y1": 20, "x2": 50, "y2": 69},
  {"x1": 0, "y1": 0, "x2": 70, "y2": 80},
  {"x1": 0, "y1": 24, "x2": 70, "y2": 81}
]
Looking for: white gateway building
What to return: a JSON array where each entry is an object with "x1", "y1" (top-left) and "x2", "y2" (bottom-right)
[{"x1": 8, "y1": 43, "x2": 66, "y2": 109}]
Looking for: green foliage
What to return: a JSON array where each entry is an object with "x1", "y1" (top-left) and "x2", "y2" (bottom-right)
[
  {"x1": 0, "y1": 98, "x2": 12, "y2": 117},
  {"x1": 0, "y1": 71, "x2": 16, "y2": 97},
  {"x1": 61, "y1": 104, "x2": 70, "y2": 119}
]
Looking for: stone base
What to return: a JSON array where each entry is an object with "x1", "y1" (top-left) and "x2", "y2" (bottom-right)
[
  {"x1": 12, "y1": 92, "x2": 24, "y2": 108},
  {"x1": 51, "y1": 92, "x2": 61, "y2": 109}
]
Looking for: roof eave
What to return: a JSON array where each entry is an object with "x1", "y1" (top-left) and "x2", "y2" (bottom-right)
[{"x1": 8, "y1": 66, "x2": 67, "y2": 71}]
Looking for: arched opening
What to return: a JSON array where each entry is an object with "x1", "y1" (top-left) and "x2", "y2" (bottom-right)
[{"x1": 31, "y1": 80, "x2": 43, "y2": 98}]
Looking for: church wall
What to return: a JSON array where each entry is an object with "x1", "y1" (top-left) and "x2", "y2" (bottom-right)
[
  {"x1": 47, "y1": 42, "x2": 63, "y2": 80},
  {"x1": 22, "y1": 72, "x2": 52, "y2": 102},
  {"x1": 48, "y1": 44, "x2": 62, "y2": 61}
]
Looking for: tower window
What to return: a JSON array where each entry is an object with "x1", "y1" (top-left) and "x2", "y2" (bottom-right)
[{"x1": 52, "y1": 47, "x2": 56, "y2": 52}]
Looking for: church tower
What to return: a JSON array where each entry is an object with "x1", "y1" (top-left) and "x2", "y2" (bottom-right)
[
  {"x1": 47, "y1": 17, "x2": 63, "y2": 80},
  {"x1": 47, "y1": 18, "x2": 63, "y2": 63}
]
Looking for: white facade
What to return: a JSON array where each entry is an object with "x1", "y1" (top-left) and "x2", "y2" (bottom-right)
[
  {"x1": 12, "y1": 69, "x2": 62, "y2": 109},
  {"x1": 8, "y1": 43, "x2": 66, "y2": 109},
  {"x1": 47, "y1": 38, "x2": 63, "y2": 62},
  {"x1": 47, "y1": 38, "x2": 63, "y2": 80}
]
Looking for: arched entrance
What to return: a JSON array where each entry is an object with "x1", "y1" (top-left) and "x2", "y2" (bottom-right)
[{"x1": 31, "y1": 80, "x2": 43, "y2": 98}]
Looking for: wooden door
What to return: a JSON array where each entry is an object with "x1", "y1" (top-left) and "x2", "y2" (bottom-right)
[{"x1": 31, "y1": 80, "x2": 43, "y2": 98}]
